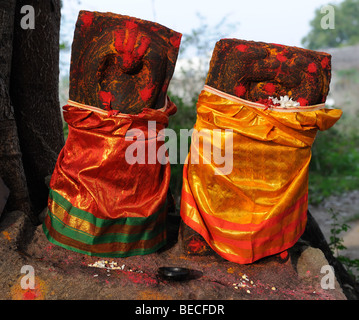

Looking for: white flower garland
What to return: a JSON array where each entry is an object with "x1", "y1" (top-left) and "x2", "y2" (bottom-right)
[{"x1": 269, "y1": 95, "x2": 300, "y2": 108}]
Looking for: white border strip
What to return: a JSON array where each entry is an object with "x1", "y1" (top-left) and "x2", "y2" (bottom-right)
[
  {"x1": 66, "y1": 96, "x2": 169, "y2": 116},
  {"x1": 203, "y1": 85, "x2": 326, "y2": 113}
]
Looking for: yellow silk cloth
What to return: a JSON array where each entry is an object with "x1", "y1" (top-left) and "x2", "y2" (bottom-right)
[{"x1": 180, "y1": 85, "x2": 342, "y2": 264}]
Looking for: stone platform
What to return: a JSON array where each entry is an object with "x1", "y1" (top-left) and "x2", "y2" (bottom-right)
[{"x1": 0, "y1": 210, "x2": 353, "y2": 301}]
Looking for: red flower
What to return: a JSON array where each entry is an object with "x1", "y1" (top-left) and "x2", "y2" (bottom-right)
[
  {"x1": 307, "y1": 63, "x2": 317, "y2": 73},
  {"x1": 297, "y1": 97, "x2": 308, "y2": 106},
  {"x1": 321, "y1": 56, "x2": 330, "y2": 69},
  {"x1": 98, "y1": 91, "x2": 114, "y2": 110},
  {"x1": 140, "y1": 84, "x2": 155, "y2": 102},
  {"x1": 263, "y1": 83, "x2": 276, "y2": 95},
  {"x1": 276, "y1": 53, "x2": 287, "y2": 62},
  {"x1": 234, "y1": 84, "x2": 246, "y2": 97},
  {"x1": 80, "y1": 12, "x2": 94, "y2": 29},
  {"x1": 236, "y1": 44, "x2": 248, "y2": 52}
]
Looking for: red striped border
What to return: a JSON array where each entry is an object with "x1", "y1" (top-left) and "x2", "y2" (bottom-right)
[
  {"x1": 180, "y1": 164, "x2": 308, "y2": 264},
  {"x1": 181, "y1": 189, "x2": 307, "y2": 233}
]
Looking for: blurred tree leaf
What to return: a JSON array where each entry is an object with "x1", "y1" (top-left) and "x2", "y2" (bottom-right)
[{"x1": 302, "y1": 0, "x2": 359, "y2": 49}]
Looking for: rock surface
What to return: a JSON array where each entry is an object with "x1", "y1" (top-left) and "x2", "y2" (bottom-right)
[
  {"x1": 309, "y1": 189, "x2": 359, "y2": 280},
  {"x1": 296, "y1": 247, "x2": 341, "y2": 291},
  {"x1": 0, "y1": 211, "x2": 349, "y2": 300}
]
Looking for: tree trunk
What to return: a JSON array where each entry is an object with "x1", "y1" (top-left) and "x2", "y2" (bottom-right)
[
  {"x1": 10, "y1": 0, "x2": 64, "y2": 221},
  {"x1": 0, "y1": 0, "x2": 16, "y2": 88},
  {"x1": 0, "y1": 0, "x2": 32, "y2": 220}
]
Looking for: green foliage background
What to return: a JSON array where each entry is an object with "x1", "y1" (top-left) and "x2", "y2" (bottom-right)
[{"x1": 302, "y1": 0, "x2": 359, "y2": 49}]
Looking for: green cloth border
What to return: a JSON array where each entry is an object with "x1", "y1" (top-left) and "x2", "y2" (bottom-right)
[
  {"x1": 42, "y1": 222, "x2": 166, "y2": 258},
  {"x1": 49, "y1": 188, "x2": 166, "y2": 227},
  {"x1": 42, "y1": 188, "x2": 168, "y2": 257},
  {"x1": 46, "y1": 207, "x2": 166, "y2": 244}
]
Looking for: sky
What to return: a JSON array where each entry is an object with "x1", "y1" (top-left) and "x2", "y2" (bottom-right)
[
  {"x1": 60, "y1": 0, "x2": 340, "y2": 75},
  {"x1": 61, "y1": 0, "x2": 341, "y2": 45}
]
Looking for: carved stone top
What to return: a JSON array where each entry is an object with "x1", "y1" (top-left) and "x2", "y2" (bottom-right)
[
  {"x1": 206, "y1": 39, "x2": 332, "y2": 106},
  {"x1": 69, "y1": 11, "x2": 181, "y2": 114}
]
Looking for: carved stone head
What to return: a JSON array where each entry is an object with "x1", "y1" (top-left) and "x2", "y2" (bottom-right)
[
  {"x1": 69, "y1": 11, "x2": 182, "y2": 114},
  {"x1": 206, "y1": 39, "x2": 332, "y2": 106}
]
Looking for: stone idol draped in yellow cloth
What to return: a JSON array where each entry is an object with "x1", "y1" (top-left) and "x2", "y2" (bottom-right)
[{"x1": 180, "y1": 85, "x2": 342, "y2": 264}]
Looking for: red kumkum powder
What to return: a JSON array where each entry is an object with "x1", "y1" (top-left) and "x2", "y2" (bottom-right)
[
  {"x1": 276, "y1": 53, "x2": 287, "y2": 62},
  {"x1": 81, "y1": 12, "x2": 94, "y2": 29},
  {"x1": 297, "y1": 97, "x2": 309, "y2": 106},
  {"x1": 321, "y1": 57, "x2": 330, "y2": 69},
  {"x1": 236, "y1": 44, "x2": 248, "y2": 52},
  {"x1": 234, "y1": 84, "x2": 246, "y2": 97},
  {"x1": 140, "y1": 84, "x2": 155, "y2": 102},
  {"x1": 263, "y1": 83, "x2": 276, "y2": 95},
  {"x1": 307, "y1": 63, "x2": 317, "y2": 73}
]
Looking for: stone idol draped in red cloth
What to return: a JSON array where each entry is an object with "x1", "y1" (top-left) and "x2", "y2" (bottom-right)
[{"x1": 43, "y1": 11, "x2": 182, "y2": 257}]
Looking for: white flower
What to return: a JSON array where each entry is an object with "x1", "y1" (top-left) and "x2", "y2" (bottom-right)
[{"x1": 269, "y1": 95, "x2": 300, "y2": 108}]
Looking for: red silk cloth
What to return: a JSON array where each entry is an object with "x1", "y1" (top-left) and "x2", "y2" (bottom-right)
[{"x1": 43, "y1": 99, "x2": 176, "y2": 257}]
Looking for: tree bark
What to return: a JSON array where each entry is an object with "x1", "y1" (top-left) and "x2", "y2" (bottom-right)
[
  {"x1": 10, "y1": 0, "x2": 64, "y2": 221},
  {"x1": 0, "y1": 0, "x2": 32, "y2": 220},
  {"x1": 0, "y1": 0, "x2": 16, "y2": 88}
]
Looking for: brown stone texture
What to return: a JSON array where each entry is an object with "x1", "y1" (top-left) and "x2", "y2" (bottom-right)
[
  {"x1": 206, "y1": 39, "x2": 332, "y2": 105},
  {"x1": 69, "y1": 11, "x2": 181, "y2": 114}
]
